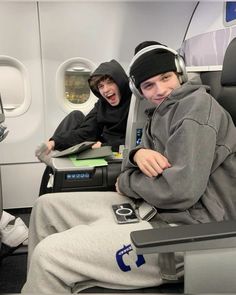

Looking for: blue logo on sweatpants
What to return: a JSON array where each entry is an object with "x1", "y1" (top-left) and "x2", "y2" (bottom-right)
[{"x1": 116, "y1": 244, "x2": 145, "y2": 272}]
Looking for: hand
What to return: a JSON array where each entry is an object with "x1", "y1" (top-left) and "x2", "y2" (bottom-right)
[
  {"x1": 133, "y1": 148, "x2": 171, "y2": 178},
  {"x1": 92, "y1": 141, "x2": 102, "y2": 149},
  {"x1": 45, "y1": 140, "x2": 55, "y2": 154}
]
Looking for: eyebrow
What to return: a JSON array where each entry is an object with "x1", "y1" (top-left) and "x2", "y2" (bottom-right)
[{"x1": 141, "y1": 79, "x2": 156, "y2": 86}]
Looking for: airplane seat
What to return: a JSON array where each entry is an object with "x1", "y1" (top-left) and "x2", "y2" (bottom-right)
[
  {"x1": 130, "y1": 37, "x2": 236, "y2": 294},
  {"x1": 200, "y1": 70, "x2": 222, "y2": 99},
  {"x1": 49, "y1": 92, "x2": 153, "y2": 194},
  {"x1": 50, "y1": 145, "x2": 122, "y2": 193},
  {"x1": 216, "y1": 36, "x2": 236, "y2": 125},
  {"x1": 124, "y1": 94, "x2": 154, "y2": 151}
]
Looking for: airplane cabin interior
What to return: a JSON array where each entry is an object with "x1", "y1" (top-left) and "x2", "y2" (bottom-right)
[{"x1": 1, "y1": 0, "x2": 236, "y2": 294}]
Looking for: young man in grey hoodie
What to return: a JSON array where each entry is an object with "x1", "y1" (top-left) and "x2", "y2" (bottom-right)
[
  {"x1": 118, "y1": 42, "x2": 236, "y2": 224},
  {"x1": 22, "y1": 42, "x2": 236, "y2": 294}
]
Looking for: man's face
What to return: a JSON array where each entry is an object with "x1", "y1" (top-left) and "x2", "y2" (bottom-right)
[
  {"x1": 97, "y1": 78, "x2": 121, "y2": 106},
  {"x1": 140, "y1": 72, "x2": 181, "y2": 106}
]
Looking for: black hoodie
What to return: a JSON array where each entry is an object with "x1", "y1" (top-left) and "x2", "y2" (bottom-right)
[{"x1": 52, "y1": 59, "x2": 132, "y2": 152}]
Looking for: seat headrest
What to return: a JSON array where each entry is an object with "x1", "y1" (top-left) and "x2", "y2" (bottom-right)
[{"x1": 221, "y1": 37, "x2": 236, "y2": 86}]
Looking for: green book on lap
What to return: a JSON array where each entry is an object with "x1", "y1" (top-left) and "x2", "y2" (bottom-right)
[{"x1": 69, "y1": 156, "x2": 108, "y2": 167}]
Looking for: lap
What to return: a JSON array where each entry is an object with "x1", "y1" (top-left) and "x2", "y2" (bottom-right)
[
  {"x1": 30, "y1": 193, "x2": 179, "y2": 290},
  {"x1": 34, "y1": 191, "x2": 152, "y2": 263},
  {"x1": 34, "y1": 218, "x2": 160, "y2": 288},
  {"x1": 37, "y1": 191, "x2": 134, "y2": 219}
]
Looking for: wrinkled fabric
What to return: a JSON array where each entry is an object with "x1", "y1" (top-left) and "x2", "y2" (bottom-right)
[{"x1": 118, "y1": 79, "x2": 236, "y2": 225}]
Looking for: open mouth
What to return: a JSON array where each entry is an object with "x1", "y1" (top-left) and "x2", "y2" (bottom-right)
[{"x1": 106, "y1": 93, "x2": 116, "y2": 102}]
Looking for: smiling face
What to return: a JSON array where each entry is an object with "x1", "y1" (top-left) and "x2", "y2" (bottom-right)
[
  {"x1": 140, "y1": 71, "x2": 181, "y2": 106},
  {"x1": 97, "y1": 77, "x2": 121, "y2": 106}
]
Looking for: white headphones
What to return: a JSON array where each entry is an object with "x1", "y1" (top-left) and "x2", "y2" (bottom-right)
[{"x1": 128, "y1": 44, "x2": 188, "y2": 99}]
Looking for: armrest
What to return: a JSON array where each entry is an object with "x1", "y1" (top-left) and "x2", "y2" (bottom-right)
[{"x1": 130, "y1": 220, "x2": 236, "y2": 254}]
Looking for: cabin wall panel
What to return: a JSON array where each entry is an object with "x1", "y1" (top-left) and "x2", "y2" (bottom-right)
[
  {"x1": 1, "y1": 163, "x2": 45, "y2": 209},
  {"x1": 0, "y1": 2, "x2": 45, "y2": 164},
  {"x1": 186, "y1": 2, "x2": 226, "y2": 39},
  {"x1": 0, "y1": 2, "x2": 44, "y2": 208},
  {"x1": 39, "y1": 1, "x2": 196, "y2": 138}
]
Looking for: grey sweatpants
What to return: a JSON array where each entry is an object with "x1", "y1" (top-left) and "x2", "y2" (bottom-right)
[{"x1": 21, "y1": 191, "x2": 182, "y2": 293}]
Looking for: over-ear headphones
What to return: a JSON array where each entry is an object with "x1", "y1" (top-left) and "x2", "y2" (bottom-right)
[{"x1": 128, "y1": 44, "x2": 188, "y2": 99}]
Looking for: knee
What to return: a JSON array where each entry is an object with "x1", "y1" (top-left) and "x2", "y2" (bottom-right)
[
  {"x1": 34, "y1": 194, "x2": 52, "y2": 209},
  {"x1": 71, "y1": 110, "x2": 85, "y2": 119},
  {"x1": 31, "y1": 235, "x2": 58, "y2": 269},
  {"x1": 32, "y1": 194, "x2": 55, "y2": 219}
]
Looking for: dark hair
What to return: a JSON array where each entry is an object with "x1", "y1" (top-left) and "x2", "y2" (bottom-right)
[{"x1": 89, "y1": 75, "x2": 114, "y2": 91}]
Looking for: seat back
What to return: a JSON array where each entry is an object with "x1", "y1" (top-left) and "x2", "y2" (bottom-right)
[
  {"x1": 217, "y1": 37, "x2": 236, "y2": 125},
  {"x1": 200, "y1": 71, "x2": 222, "y2": 100},
  {"x1": 125, "y1": 94, "x2": 154, "y2": 150}
]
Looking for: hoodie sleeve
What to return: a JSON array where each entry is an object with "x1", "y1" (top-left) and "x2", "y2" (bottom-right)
[
  {"x1": 52, "y1": 102, "x2": 103, "y2": 150},
  {"x1": 118, "y1": 118, "x2": 217, "y2": 211}
]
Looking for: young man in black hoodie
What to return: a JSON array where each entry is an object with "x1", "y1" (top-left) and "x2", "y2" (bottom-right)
[
  {"x1": 44, "y1": 59, "x2": 131, "y2": 153},
  {"x1": 38, "y1": 59, "x2": 132, "y2": 195}
]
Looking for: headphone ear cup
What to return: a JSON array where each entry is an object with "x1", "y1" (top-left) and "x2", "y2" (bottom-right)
[
  {"x1": 175, "y1": 55, "x2": 188, "y2": 84},
  {"x1": 129, "y1": 78, "x2": 144, "y2": 99}
]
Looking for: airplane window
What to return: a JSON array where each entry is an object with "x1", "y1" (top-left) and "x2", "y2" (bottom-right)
[
  {"x1": 0, "y1": 56, "x2": 31, "y2": 117},
  {"x1": 64, "y1": 65, "x2": 91, "y2": 105},
  {"x1": 56, "y1": 58, "x2": 97, "y2": 114},
  {"x1": 0, "y1": 66, "x2": 24, "y2": 107}
]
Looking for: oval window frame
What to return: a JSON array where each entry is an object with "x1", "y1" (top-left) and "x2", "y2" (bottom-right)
[
  {"x1": 0, "y1": 55, "x2": 31, "y2": 118},
  {"x1": 56, "y1": 57, "x2": 97, "y2": 114}
]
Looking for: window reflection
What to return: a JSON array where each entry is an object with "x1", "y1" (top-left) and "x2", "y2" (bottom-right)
[{"x1": 65, "y1": 66, "x2": 91, "y2": 104}]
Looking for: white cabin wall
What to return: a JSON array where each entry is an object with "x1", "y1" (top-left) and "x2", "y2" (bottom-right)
[
  {"x1": 186, "y1": 2, "x2": 226, "y2": 40},
  {"x1": 183, "y1": 1, "x2": 236, "y2": 68},
  {"x1": 39, "y1": 1, "x2": 129, "y2": 137},
  {"x1": 39, "y1": 1, "x2": 197, "y2": 138},
  {"x1": 112, "y1": 1, "x2": 198, "y2": 67},
  {"x1": 0, "y1": 2, "x2": 44, "y2": 163},
  {"x1": 0, "y1": 2, "x2": 45, "y2": 208}
]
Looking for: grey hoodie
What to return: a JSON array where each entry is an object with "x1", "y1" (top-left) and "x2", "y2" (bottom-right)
[{"x1": 118, "y1": 79, "x2": 236, "y2": 225}]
